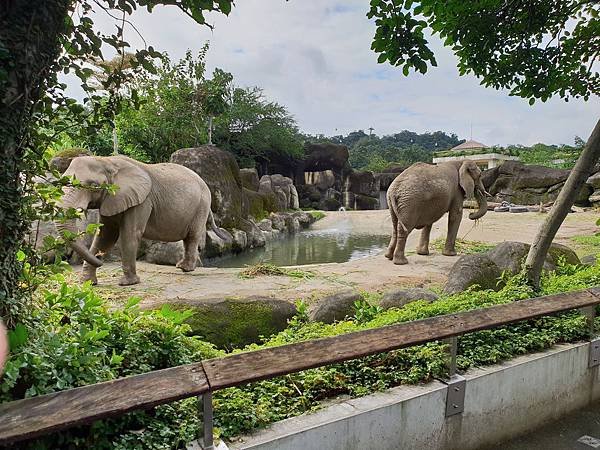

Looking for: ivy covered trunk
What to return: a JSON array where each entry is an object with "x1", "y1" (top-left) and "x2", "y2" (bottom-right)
[
  {"x1": 525, "y1": 119, "x2": 600, "y2": 289},
  {"x1": 0, "y1": 1, "x2": 70, "y2": 324}
]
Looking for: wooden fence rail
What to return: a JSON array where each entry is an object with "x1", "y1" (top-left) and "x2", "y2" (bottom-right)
[{"x1": 1, "y1": 288, "x2": 599, "y2": 445}]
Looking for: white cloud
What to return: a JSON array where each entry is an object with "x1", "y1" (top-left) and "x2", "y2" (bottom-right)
[{"x1": 85, "y1": 0, "x2": 599, "y2": 146}]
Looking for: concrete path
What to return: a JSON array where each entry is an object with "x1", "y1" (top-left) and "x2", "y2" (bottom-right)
[{"x1": 483, "y1": 400, "x2": 600, "y2": 449}]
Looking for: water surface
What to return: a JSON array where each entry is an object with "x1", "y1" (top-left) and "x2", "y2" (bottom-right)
[{"x1": 205, "y1": 228, "x2": 390, "y2": 268}]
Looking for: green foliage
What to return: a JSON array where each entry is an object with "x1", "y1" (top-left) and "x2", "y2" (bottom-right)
[
  {"x1": 1, "y1": 276, "x2": 221, "y2": 449},
  {"x1": 210, "y1": 263, "x2": 600, "y2": 440},
  {"x1": 368, "y1": 0, "x2": 599, "y2": 101},
  {"x1": 352, "y1": 299, "x2": 383, "y2": 324},
  {"x1": 513, "y1": 139, "x2": 585, "y2": 169},
  {"x1": 571, "y1": 234, "x2": 600, "y2": 257},
  {"x1": 213, "y1": 86, "x2": 304, "y2": 165},
  {"x1": 318, "y1": 130, "x2": 461, "y2": 171},
  {"x1": 116, "y1": 48, "x2": 211, "y2": 162}
]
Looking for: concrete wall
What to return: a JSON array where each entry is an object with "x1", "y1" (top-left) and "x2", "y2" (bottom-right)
[{"x1": 227, "y1": 342, "x2": 600, "y2": 450}]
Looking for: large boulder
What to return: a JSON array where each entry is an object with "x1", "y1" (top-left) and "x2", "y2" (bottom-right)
[
  {"x1": 303, "y1": 143, "x2": 350, "y2": 173},
  {"x1": 353, "y1": 194, "x2": 379, "y2": 210},
  {"x1": 345, "y1": 170, "x2": 379, "y2": 198},
  {"x1": 144, "y1": 241, "x2": 189, "y2": 266},
  {"x1": 305, "y1": 170, "x2": 336, "y2": 191},
  {"x1": 444, "y1": 254, "x2": 502, "y2": 294},
  {"x1": 170, "y1": 146, "x2": 244, "y2": 228},
  {"x1": 240, "y1": 168, "x2": 260, "y2": 192},
  {"x1": 380, "y1": 288, "x2": 439, "y2": 310},
  {"x1": 444, "y1": 241, "x2": 581, "y2": 294},
  {"x1": 483, "y1": 161, "x2": 590, "y2": 205},
  {"x1": 309, "y1": 290, "x2": 361, "y2": 323},
  {"x1": 175, "y1": 297, "x2": 297, "y2": 348},
  {"x1": 259, "y1": 174, "x2": 298, "y2": 211}
]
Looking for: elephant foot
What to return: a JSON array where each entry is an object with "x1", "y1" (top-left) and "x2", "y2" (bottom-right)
[
  {"x1": 384, "y1": 251, "x2": 393, "y2": 260},
  {"x1": 80, "y1": 273, "x2": 98, "y2": 286},
  {"x1": 119, "y1": 275, "x2": 140, "y2": 286},
  {"x1": 176, "y1": 260, "x2": 197, "y2": 272},
  {"x1": 442, "y1": 250, "x2": 457, "y2": 257},
  {"x1": 393, "y1": 256, "x2": 409, "y2": 265},
  {"x1": 416, "y1": 247, "x2": 430, "y2": 256}
]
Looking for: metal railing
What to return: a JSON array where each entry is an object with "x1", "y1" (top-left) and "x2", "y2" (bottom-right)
[{"x1": 1, "y1": 288, "x2": 599, "y2": 449}]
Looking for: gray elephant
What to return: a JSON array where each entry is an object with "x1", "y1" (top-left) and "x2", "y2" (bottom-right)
[
  {"x1": 385, "y1": 160, "x2": 488, "y2": 265},
  {"x1": 56, "y1": 155, "x2": 227, "y2": 285}
]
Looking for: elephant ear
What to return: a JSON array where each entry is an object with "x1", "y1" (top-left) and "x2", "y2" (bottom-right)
[
  {"x1": 459, "y1": 162, "x2": 475, "y2": 200},
  {"x1": 100, "y1": 157, "x2": 152, "y2": 216}
]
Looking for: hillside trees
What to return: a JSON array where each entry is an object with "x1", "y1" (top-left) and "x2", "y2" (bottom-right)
[{"x1": 367, "y1": 0, "x2": 599, "y2": 288}]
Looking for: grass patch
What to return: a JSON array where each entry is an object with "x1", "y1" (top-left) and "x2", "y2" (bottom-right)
[
  {"x1": 309, "y1": 210, "x2": 326, "y2": 221},
  {"x1": 238, "y1": 263, "x2": 314, "y2": 280},
  {"x1": 571, "y1": 234, "x2": 600, "y2": 257},
  {"x1": 431, "y1": 238, "x2": 494, "y2": 255}
]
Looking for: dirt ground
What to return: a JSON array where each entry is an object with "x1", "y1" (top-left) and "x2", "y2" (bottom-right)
[{"x1": 91, "y1": 209, "x2": 599, "y2": 308}]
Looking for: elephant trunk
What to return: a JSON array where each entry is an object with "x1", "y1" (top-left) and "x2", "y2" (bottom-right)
[
  {"x1": 55, "y1": 189, "x2": 103, "y2": 267},
  {"x1": 468, "y1": 187, "x2": 488, "y2": 220},
  {"x1": 55, "y1": 218, "x2": 103, "y2": 267}
]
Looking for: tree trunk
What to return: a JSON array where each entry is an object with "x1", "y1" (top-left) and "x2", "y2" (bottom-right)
[
  {"x1": 208, "y1": 116, "x2": 213, "y2": 145},
  {"x1": 525, "y1": 119, "x2": 600, "y2": 290},
  {"x1": 112, "y1": 127, "x2": 119, "y2": 154},
  {"x1": 0, "y1": 1, "x2": 71, "y2": 324}
]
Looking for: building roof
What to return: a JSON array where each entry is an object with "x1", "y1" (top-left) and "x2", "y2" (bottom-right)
[{"x1": 450, "y1": 140, "x2": 489, "y2": 151}]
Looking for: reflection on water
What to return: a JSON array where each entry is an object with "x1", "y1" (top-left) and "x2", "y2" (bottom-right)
[{"x1": 205, "y1": 229, "x2": 390, "y2": 268}]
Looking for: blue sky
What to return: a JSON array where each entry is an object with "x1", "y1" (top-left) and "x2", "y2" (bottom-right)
[{"x1": 88, "y1": 0, "x2": 599, "y2": 146}]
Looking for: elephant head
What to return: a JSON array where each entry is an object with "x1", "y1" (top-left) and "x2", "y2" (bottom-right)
[
  {"x1": 458, "y1": 161, "x2": 488, "y2": 220},
  {"x1": 55, "y1": 156, "x2": 151, "y2": 267}
]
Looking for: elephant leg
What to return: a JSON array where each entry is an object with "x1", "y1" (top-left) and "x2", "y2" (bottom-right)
[
  {"x1": 393, "y1": 221, "x2": 412, "y2": 265},
  {"x1": 444, "y1": 208, "x2": 462, "y2": 256},
  {"x1": 177, "y1": 229, "x2": 204, "y2": 272},
  {"x1": 81, "y1": 221, "x2": 119, "y2": 285},
  {"x1": 385, "y1": 209, "x2": 398, "y2": 260},
  {"x1": 118, "y1": 204, "x2": 151, "y2": 286},
  {"x1": 177, "y1": 209, "x2": 208, "y2": 272},
  {"x1": 416, "y1": 224, "x2": 432, "y2": 255}
]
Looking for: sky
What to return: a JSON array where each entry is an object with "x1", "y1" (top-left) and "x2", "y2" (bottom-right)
[{"x1": 87, "y1": 0, "x2": 599, "y2": 147}]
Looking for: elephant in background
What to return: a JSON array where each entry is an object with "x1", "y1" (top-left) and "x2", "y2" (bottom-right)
[
  {"x1": 56, "y1": 155, "x2": 228, "y2": 286},
  {"x1": 385, "y1": 160, "x2": 488, "y2": 265}
]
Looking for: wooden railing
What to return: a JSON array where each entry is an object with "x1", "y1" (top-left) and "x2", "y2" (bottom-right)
[{"x1": 1, "y1": 288, "x2": 600, "y2": 448}]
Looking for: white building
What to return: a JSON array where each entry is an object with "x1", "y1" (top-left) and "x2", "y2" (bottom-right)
[{"x1": 432, "y1": 140, "x2": 519, "y2": 170}]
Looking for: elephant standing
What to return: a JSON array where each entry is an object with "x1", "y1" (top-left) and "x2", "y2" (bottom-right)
[
  {"x1": 385, "y1": 160, "x2": 488, "y2": 265},
  {"x1": 56, "y1": 155, "x2": 227, "y2": 285}
]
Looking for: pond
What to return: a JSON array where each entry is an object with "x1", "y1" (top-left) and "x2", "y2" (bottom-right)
[{"x1": 205, "y1": 226, "x2": 390, "y2": 268}]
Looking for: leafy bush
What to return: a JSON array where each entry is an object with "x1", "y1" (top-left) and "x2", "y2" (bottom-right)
[{"x1": 1, "y1": 276, "x2": 222, "y2": 449}]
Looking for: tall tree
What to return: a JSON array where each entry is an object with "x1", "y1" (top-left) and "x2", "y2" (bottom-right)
[
  {"x1": 368, "y1": 0, "x2": 599, "y2": 288},
  {"x1": 0, "y1": 1, "x2": 233, "y2": 323}
]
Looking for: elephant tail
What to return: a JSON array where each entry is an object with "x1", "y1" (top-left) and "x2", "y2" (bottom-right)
[{"x1": 208, "y1": 210, "x2": 229, "y2": 241}]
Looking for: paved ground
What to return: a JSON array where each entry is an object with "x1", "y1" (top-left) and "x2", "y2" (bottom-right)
[
  {"x1": 82, "y1": 209, "x2": 599, "y2": 308},
  {"x1": 483, "y1": 401, "x2": 600, "y2": 449}
]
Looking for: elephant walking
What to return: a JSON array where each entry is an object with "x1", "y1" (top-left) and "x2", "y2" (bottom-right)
[
  {"x1": 385, "y1": 160, "x2": 488, "y2": 265},
  {"x1": 56, "y1": 155, "x2": 228, "y2": 285}
]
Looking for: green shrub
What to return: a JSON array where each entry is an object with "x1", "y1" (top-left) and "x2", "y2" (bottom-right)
[{"x1": 1, "y1": 276, "x2": 222, "y2": 449}]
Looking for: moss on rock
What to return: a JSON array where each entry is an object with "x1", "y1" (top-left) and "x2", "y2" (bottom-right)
[{"x1": 171, "y1": 297, "x2": 297, "y2": 349}]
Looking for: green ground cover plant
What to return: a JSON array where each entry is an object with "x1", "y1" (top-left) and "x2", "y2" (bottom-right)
[{"x1": 3, "y1": 259, "x2": 600, "y2": 448}]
